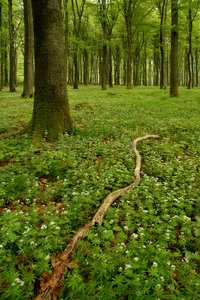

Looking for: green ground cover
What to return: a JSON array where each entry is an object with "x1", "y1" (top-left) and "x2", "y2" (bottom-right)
[{"x1": 0, "y1": 85, "x2": 200, "y2": 299}]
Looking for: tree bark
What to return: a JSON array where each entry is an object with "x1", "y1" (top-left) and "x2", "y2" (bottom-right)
[
  {"x1": 71, "y1": 0, "x2": 86, "y2": 89},
  {"x1": 8, "y1": 0, "x2": 16, "y2": 92},
  {"x1": 170, "y1": 0, "x2": 179, "y2": 97},
  {"x1": 22, "y1": 0, "x2": 34, "y2": 98},
  {"x1": 99, "y1": 0, "x2": 107, "y2": 90},
  {"x1": 158, "y1": 0, "x2": 168, "y2": 90},
  {"x1": 0, "y1": 2, "x2": 2, "y2": 90},
  {"x1": 195, "y1": 46, "x2": 198, "y2": 87},
  {"x1": 29, "y1": 0, "x2": 72, "y2": 143}
]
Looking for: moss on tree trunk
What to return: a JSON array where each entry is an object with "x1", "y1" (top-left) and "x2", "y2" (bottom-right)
[{"x1": 29, "y1": 0, "x2": 72, "y2": 143}]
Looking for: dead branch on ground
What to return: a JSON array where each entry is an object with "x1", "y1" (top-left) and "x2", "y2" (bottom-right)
[{"x1": 34, "y1": 134, "x2": 160, "y2": 300}]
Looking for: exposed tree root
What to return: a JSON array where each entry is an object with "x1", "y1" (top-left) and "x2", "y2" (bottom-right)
[{"x1": 34, "y1": 134, "x2": 160, "y2": 300}]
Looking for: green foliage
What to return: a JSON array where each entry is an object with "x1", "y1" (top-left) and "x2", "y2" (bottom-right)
[{"x1": 0, "y1": 86, "x2": 200, "y2": 299}]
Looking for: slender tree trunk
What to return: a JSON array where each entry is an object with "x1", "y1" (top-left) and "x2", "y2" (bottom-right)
[
  {"x1": 100, "y1": 0, "x2": 107, "y2": 90},
  {"x1": 123, "y1": 0, "x2": 133, "y2": 89},
  {"x1": 158, "y1": 0, "x2": 168, "y2": 90},
  {"x1": 126, "y1": 26, "x2": 132, "y2": 89},
  {"x1": 29, "y1": 0, "x2": 72, "y2": 143},
  {"x1": 8, "y1": 0, "x2": 16, "y2": 92},
  {"x1": 0, "y1": 2, "x2": 2, "y2": 90},
  {"x1": 187, "y1": 7, "x2": 193, "y2": 89},
  {"x1": 195, "y1": 46, "x2": 198, "y2": 87},
  {"x1": 0, "y1": 52, "x2": 3, "y2": 89},
  {"x1": 153, "y1": 34, "x2": 159, "y2": 86},
  {"x1": 73, "y1": 52, "x2": 79, "y2": 89},
  {"x1": 114, "y1": 44, "x2": 121, "y2": 85},
  {"x1": 83, "y1": 48, "x2": 88, "y2": 85},
  {"x1": 4, "y1": 45, "x2": 8, "y2": 86},
  {"x1": 133, "y1": 44, "x2": 140, "y2": 86},
  {"x1": 170, "y1": 0, "x2": 179, "y2": 97},
  {"x1": 108, "y1": 44, "x2": 113, "y2": 87},
  {"x1": 148, "y1": 59, "x2": 152, "y2": 86},
  {"x1": 71, "y1": 0, "x2": 85, "y2": 89},
  {"x1": 123, "y1": 60, "x2": 127, "y2": 86},
  {"x1": 143, "y1": 41, "x2": 147, "y2": 86},
  {"x1": 64, "y1": 0, "x2": 69, "y2": 71},
  {"x1": 22, "y1": 0, "x2": 34, "y2": 98}
]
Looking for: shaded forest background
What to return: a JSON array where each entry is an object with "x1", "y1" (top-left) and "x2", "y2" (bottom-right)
[{"x1": 0, "y1": 0, "x2": 200, "y2": 92}]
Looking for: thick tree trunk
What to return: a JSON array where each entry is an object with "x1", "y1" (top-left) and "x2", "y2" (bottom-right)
[
  {"x1": 29, "y1": 0, "x2": 72, "y2": 143},
  {"x1": 170, "y1": 0, "x2": 179, "y2": 97},
  {"x1": 22, "y1": 0, "x2": 34, "y2": 98}
]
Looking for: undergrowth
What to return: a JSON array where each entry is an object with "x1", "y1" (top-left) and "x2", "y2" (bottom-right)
[{"x1": 0, "y1": 85, "x2": 200, "y2": 299}]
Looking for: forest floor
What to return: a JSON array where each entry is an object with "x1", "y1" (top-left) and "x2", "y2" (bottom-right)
[{"x1": 0, "y1": 85, "x2": 200, "y2": 300}]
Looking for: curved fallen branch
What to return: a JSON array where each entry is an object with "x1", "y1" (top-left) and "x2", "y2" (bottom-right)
[{"x1": 34, "y1": 134, "x2": 160, "y2": 300}]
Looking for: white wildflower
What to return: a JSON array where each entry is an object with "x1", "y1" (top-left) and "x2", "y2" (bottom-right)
[
  {"x1": 171, "y1": 265, "x2": 176, "y2": 270},
  {"x1": 125, "y1": 264, "x2": 132, "y2": 269},
  {"x1": 160, "y1": 276, "x2": 164, "y2": 282},
  {"x1": 134, "y1": 257, "x2": 139, "y2": 262},
  {"x1": 152, "y1": 262, "x2": 158, "y2": 267},
  {"x1": 41, "y1": 224, "x2": 47, "y2": 229},
  {"x1": 132, "y1": 233, "x2": 138, "y2": 239}
]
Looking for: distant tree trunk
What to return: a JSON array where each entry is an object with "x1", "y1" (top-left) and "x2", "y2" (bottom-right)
[
  {"x1": 122, "y1": 0, "x2": 134, "y2": 89},
  {"x1": 126, "y1": 19, "x2": 132, "y2": 89},
  {"x1": 8, "y1": 0, "x2": 16, "y2": 92},
  {"x1": 133, "y1": 42, "x2": 140, "y2": 86},
  {"x1": 0, "y1": 2, "x2": 2, "y2": 90},
  {"x1": 14, "y1": 48, "x2": 17, "y2": 86},
  {"x1": 143, "y1": 35, "x2": 147, "y2": 86},
  {"x1": 22, "y1": 0, "x2": 34, "y2": 98},
  {"x1": 71, "y1": 0, "x2": 85, "y2": 89},
  {"x1": 83, "y1": 48, "x2": 88, "y2": 85},
  {"x1": 148, "y1": 59, "x2": 152, "y2": 86},
  {"x1": 170, "y1": 0, "x2": 179, "y2": 97},
  {"x1": 108, "y1": 43, "x2": 113, "y2": 87},
  {"x1": 73, "y1": 52, "x2": 79, "y2": 89},
  {"x1": 0, "y1": 52, "x2": 3, "y2": 89},
  {"x1": 187, "y1": 7, "x2": 193, "y2": 89},
  {"x1": 157, "y1": 0, "x2": 168, "y2": 90},
  {"x1": 153, "y1": 34, "x2": 160, "y2": 86},
  {"x1": 3, "y1": 45, "x2": 8, "y2": 86},
  {"x1": 123, "y1": 60, "x2": 127, "y2": 86},
  {"x1": 29, "y1": 0, "x2": 72, "y2": 143},
  {"x1": 100, "y1": 0, "x2": 107, "y2": 90},
  {"x1": 195, "y1": 46, "x2": 198, "y2": 87},
  {"x1": 114, "y1": 44, "x2": 121, "y2": 85},
  {"x1": 64, "y1": 0, "x2": 69, "y2": 68}
]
